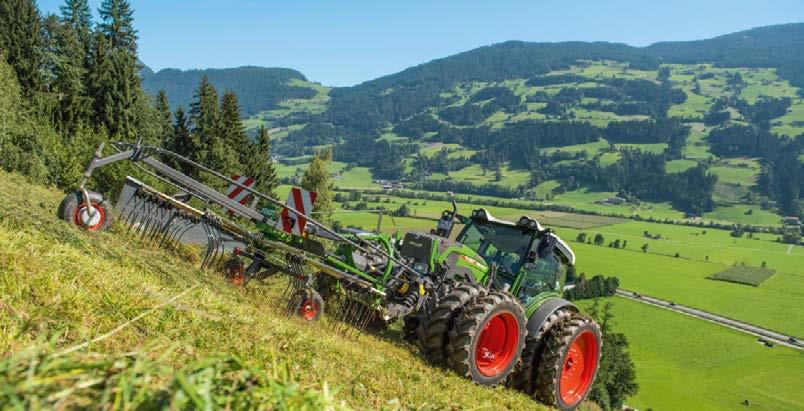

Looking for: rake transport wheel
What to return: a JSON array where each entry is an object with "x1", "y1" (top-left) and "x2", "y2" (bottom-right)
[
  {"x1": 509, "y1": 308, "x2": 573, "y2": 394},
  {"x1": 290, "y1": 288, "x2": 324, "y2": 321},
  {"x1": 58, "y1": 191, "x2": 113, "y2": 231},
  {"x1": 535, "y1": 314, "x2": 602, "y2": 410},
  {"x1": 446, "y1": 291, "x2": 526, "y2": 386},
  {"x1": 416, "y1": 282, "x2": 486, "y2": 365},
  {"x1": 223, "y1": 255, "x2": 246, "y2": 286}
]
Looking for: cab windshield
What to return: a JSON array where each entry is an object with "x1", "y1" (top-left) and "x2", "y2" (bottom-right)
[{"x1": 456, "y1": 222, "x2": 533, "y2": 287}]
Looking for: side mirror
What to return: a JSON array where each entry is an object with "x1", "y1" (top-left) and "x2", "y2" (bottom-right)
[
  {"x1": 534, "y1": 232, "x2": 557, "y2": 260},
  {"x1": 435, "y1": 210, "x2": 455, "y2": 237}
]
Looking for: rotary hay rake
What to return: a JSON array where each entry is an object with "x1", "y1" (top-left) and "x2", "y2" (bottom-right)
[{"x1": 59, "y1": 141, "x2": 430, "y2": 333}]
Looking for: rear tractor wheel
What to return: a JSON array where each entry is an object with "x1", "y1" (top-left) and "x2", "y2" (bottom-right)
[
  {"x1": 535, "y1": 314, "x2": 602, "y2": 410},
  {"x1": 446, "y1": 290, "x2": 526, "y2": 386},
  {"x1": 58, "y1": 191, "x2": 113, "y2": 231}
]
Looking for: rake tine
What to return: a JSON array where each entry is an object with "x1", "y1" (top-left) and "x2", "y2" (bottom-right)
[
  {"x1": 139, "y1": 201, "x2": 157, "y2": 240},
  {"x1": 171, "y1": 221, "x2": 189, "y2": 249},
  {"x1": 169, "y1": 215, "x2": 192, "y2": 247},
  {"x1": 146, "y1": 203, "x2": 168, "y2": 242},
  {"x1": 200, "y1": 220, "x2": 214, "y2": 270},
  {"x1": 149, "y1": 207, "x2": 174, "y2": 245},
  {"x1": 134, "y1": 198, "x2": 154, "y2": 236},
  {"x1": 213, "y1": 219, "x2": 225, "y2": 266},
  {"x1": 124, "y1": 196, "x2": 144, "y2": 231}
]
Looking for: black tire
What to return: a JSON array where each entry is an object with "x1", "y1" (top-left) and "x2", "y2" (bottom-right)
[
  {"x1": 535, "y1": 314, "x2": 602, "y2": 410},
  {"x1": 416, "y1": 282, "x2": 486, "y2": 365},
  {"x1": 402, "y1": 316, "x2": 419, "y2": 343},
  {"x1": 509, "y1": 308, "x2": 573, "y2": 394},
  {"x1": 58, "y1": 191, "x2": 113, "y2": 231},
  {"x1": 290, "y1": 288, "x2": 324, "y2": 321},
  {"x1": 446, "y1": 291, "x2": 526, "y2": 386}
]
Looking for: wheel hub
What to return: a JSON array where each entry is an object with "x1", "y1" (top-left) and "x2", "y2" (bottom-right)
[
  {"x1": 74, "y1": 204, "x2": 104, "y2": 231},
  {"x1": 299, "y1": 299, "x2": 319, "y2": 320}
]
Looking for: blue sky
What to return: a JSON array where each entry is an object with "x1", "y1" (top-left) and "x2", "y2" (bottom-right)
[{"x1": 37, "y1": 0, "x2": 804, "y2": 87}]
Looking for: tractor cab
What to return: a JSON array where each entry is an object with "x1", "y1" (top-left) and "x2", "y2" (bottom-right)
[{"x1": 455, "y1": 209, "x2": 575, "y2": 307}]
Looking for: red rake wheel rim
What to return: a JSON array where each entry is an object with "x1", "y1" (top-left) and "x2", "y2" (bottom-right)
[
  {"x1": 73, "y1": 204, "x2": 105, "y2": 231},
  {"x1": 559, "y1": 329, "x2": 599, "y2": 406},
  {"x1": 298, "y1": 298, "x2": 319, "y2": 320},
  {"x1": 474, "y1": 311, "x2": 520, "y2": 377},
  {"x1": 225, "y1": 260, "x2": 246, "y2": 286}
]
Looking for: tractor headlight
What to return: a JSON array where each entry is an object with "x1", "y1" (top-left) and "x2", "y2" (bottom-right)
[{"x1": 471, "y1": 209, "x2": 488, "y2": 221}]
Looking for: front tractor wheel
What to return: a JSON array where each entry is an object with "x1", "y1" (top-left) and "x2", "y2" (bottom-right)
[
  {"x1": 535, "y1": 315, "x2": 602, "y2": 410},
  {"x1": 290, "y1": 288, "x2": 324, "y2": 321},
  {"x1": 58, "y1": 191, "x2": 113, "y2": 231},
  {"x1": 446, "y1": 291, "x2": 526, "y2": 386}
]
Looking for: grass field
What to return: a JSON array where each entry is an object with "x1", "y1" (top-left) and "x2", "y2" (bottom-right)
[
  {"x1": 0, "y1": 171, "x2": 547, "y2": 410},
  {"x1": 555, "y1": 237, "x2": 804, "y2": 335},
  {"x1": 708, "y1": 265, "x2": 776, "y2": 286},
  {"x1": 577, "y1": 297, "x2": 804, "y2": 411}
]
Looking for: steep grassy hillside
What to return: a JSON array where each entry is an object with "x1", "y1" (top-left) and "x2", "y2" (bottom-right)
[{"x1": 0, "y1": 171, "x2": 547, "y2": 410}]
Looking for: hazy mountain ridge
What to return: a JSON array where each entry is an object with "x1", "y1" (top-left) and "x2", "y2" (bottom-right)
[{"x1": 140, "y1": 66, "x2": 316, "y2": 116}]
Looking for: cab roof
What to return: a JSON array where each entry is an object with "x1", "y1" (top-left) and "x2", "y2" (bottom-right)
[{"x1": 470, "y1": 208, "x2": 576, "y2": 266}]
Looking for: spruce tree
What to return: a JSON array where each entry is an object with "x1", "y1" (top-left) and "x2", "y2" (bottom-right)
[
  {"x1": 92, "y1": 0, "x2": 140, "y2": 138},
  {"x1": 219, "y1": 90, "x2": 249, "y2": 162},
  {"x1": 242, "y1": 125, "x2": 278, "y2": 200},
  {"x1": 98, "y1": 0, "x2": 137, "y2": 54},
  {"x1": 87, "y1": 31, "x2": 115, "y2": 133},
  {"x1": 59, "y1": 0, "x2": 92, "y2": 56},
  {"x1": 170, "y1": 107, "x2": 195, "y2": 173},
  {"x1": 0, "y1": 0, "x2": 44, "y2": 95},
  {"x1": 301, "y1": 148, "x2": 334, "y2": 223},
  {"x1": 188, "y1": 75, "x2": 220, "y2": 166},
  {"x1": 155, "y1": 90, "x2": 172, "y2": 148},
  {"x1": 45, "y1": 17, "x2": 89, "y2": 134}
]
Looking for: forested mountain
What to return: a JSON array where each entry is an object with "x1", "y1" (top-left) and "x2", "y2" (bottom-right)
[
  {"x1": 246, "y1": 24, "x2": 801, "y2": 217},
  {"x1": 140, "y1": 66, "x2": 317, "y2": 115}
]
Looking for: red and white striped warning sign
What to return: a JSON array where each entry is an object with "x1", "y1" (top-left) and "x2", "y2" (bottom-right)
[
  {"x1": 276, "y1": 187, "x2": 317, "y2": 236},
  {"x1": 226, "y1": 175, "x2": 255, "y2": 206}
]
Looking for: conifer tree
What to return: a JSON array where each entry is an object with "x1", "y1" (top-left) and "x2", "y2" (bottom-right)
[
  {"x1": 242, "y1": 125, "x2": 278, "y2": 200},
  {"x1": 155, "y1": 90, "x2": 172, "y2": 147},
  {"x1": 59, "y1": 0, "x2": 92, "y2": 56},
  {"x1": 44, "y1": 17, "x2": 89, "y2": 133},
  {"x1": 189, "y1": 75, "x2": 220, "y2": 166},
  {"x1": 219, "y1": 90, "x2": 249, "y2": 162},
  {"x1": 301, "y1": 148, "x2": 334, "y2": 223},
  {"x1": 168, "y1": 106, "x2": 193, "y2": 174},
  {"x1": 91, "y1": 0, "x2": 140, "y2": 138},
  {"x1": 98, "y1": 0, "x2": 137, "y2": 54},
  {"x1": 0, "y1": 0, "x2": 44, "y2": 95},
  {"x1": 87, "y1": 31, "x2": 115, "y2": 133}
]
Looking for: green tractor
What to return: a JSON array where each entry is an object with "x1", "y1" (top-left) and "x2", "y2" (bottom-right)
[{"x1": 396, "y1": 205, "x2": 602, "y2": 410}]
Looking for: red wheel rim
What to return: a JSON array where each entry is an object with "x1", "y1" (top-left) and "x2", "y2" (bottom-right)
[
  {"x1": 559, "y1": 330, "x2": 599, "y2": 406},
  {"x1": 73, "y1": 204, "x2": 105, "y2": 231},
  {"x1": 298, "y1": 298, "x2": 319, "y2": 320},
  {"x1": 474, "y1": 311, "x2": 520, "y2": 377}
]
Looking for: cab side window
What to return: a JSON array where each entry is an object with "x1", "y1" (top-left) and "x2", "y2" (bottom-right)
[{"x1": 518, "y1": 253, "x2": 564, "y2": 303}]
